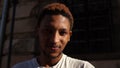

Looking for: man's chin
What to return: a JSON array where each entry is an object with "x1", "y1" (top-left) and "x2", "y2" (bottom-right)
[
  {"x1": 44, "y1": 52, "x2": 62, "y2": 59},
  {"x1": 50, "y1": 53, "x2": 62, "y2": 58}
]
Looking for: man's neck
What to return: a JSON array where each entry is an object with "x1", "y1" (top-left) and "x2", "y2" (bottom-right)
[{"x1": 37, "y1": 53, "x2": 63, "y2": 67}]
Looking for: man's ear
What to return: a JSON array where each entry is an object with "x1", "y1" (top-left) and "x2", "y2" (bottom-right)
[
  {"x1": 70, "y1": 31, "x2": 72, "y2": 36},
  {"x1": 68, "y1": 31, "x2": 72, "y2": 41}
]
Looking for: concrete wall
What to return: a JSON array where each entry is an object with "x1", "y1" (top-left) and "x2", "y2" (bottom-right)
[{"x1": 1, "y1": 0, "x2": 58, "y2": 68}]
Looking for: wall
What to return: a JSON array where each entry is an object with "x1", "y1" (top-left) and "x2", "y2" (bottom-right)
[{"x1": 1, "y1": 0, "x2": 58, "y2": 68}]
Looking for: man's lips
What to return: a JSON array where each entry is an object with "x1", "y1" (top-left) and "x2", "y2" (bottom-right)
[
  {"x1": 51, "y1": 46, "x2": 60, "y2": 50},
  {"x1": 48, "y1": 45, "x2": 60, "y2": 51}
]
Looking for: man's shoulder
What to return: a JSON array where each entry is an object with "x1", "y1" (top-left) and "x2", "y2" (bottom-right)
[
  {"x1": 64, "y1": 54, "x2": 86, "y2": 63},
  {"x1": 64, "y1": 54, "x2": 95, "y2": 68},
  {"x1": 12, "y1": 58, "x2": 36, "y2": 68}
]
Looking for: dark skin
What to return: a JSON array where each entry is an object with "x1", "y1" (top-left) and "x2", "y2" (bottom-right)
[{"x1": 36, "y1": 14, "x2": 72, "y2": 67}]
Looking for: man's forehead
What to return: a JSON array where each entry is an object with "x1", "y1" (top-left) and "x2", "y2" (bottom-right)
[
  {"x1": 39, "y1": 14, "x2": 70, "y2": 30},
  {"x1": 40, "y1": 15, "x2": 69, "y2": 24}
]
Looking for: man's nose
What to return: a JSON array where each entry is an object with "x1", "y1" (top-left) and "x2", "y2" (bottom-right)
[{"x1": 50, "y1": 32, "x2": 60, "y2": 43}]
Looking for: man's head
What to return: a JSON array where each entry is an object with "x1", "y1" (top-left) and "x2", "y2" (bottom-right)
[
  {"x1": 37, "y1": 3, "x2": 74, "y2": 30},
  {"x1": 36, "y1": 3, "x2": 73, "y2": 58}
]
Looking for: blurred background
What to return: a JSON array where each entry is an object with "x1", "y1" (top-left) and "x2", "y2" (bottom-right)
[{"x1": 0, "y1": 0, "x2": 120, "y2": 68}]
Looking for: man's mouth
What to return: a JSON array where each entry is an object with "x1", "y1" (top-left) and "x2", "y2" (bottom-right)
[
  {"x1": 51, "y1": 46, "x2": 60, "y2": 50},
  {"x1": 48, "y1": 45, "x2": 60, "y2": 51}
]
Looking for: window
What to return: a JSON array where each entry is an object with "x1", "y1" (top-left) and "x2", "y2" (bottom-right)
[{"x1": 60, "y1": 0, "x2": 114, "y2": 60}]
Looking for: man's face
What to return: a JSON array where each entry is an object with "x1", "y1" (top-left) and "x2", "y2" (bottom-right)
[{"x1": 37, "y1": 14, "x2": 72, "y2": 58}]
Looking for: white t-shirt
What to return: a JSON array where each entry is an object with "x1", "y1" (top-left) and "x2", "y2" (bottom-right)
[{"x1": 12, "y1": 54, "x2": 95, "y2": 68}]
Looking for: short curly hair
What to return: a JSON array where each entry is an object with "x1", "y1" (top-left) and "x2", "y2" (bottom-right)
[{"x1": 37, "y1": 3, "x2": 74, "y2": 30}]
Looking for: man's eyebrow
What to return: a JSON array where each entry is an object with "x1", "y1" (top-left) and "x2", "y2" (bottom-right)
[{"x1": 60, "y1": 28, "x2": 69, "y2": 31}]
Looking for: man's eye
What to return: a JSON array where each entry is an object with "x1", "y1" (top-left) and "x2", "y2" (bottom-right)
[{"x1": 60, "y1": 31, "x2": 67, "y2": 36}]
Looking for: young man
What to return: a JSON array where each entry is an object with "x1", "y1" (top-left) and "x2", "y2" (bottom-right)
[{"x1": 12, "y1": 3, "x2": 95, "y2": 68}]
